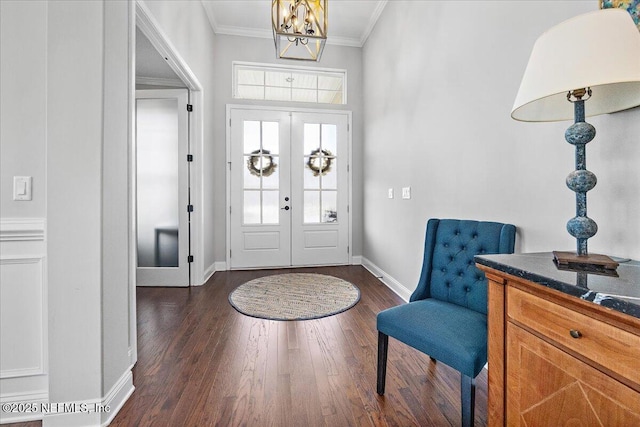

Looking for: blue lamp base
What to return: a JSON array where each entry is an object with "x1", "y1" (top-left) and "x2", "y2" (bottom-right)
[{"x1": 554, "y1": 88, "x2": 617, "y2": 271}]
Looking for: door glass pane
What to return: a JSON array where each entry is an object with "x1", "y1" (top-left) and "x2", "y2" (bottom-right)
[
  {"x1": 262, "y1": 154, "x2": 279, "y2": 189},
  {"x1": 244, "y1": 121, "x2": 261, "y2": 153},
  {"x1": 243, "y1": 120, "x2": 281, "y2": 224},
  {"x1": 321, "y1": 124, "x2": 337, "y2": 155},
  {"x1": 302, "y1": 122, "x2": 340, "y2": 224},
  {"x1": 136, "y1": 98, "x2": 179, "y2": 268},
  {"x1": 304, "y1": 191, "x2": 320, "y2": 223},
  {"x1": 321, "y1": 158, "x2": 337, "y2": 189},
  {"x1": 243, "y1": 191, "x2": 261, "y2": 224},
  {"x1": 262, "y1": 191, "x2": 280, "y2": 224},
  {"x1": 304, "y1": 157, "x2": 320, "y2": 189},
  {"x1": 304, "y1": 123, "x2": 320, "y2": 153},
  {"x1": 262, "y1": 121, "x2": 279, "y2": 154},
  {"x1": 243, "y1": 155, "x2": 261, "y2": 189},
  {"x1": 322, "y1": 191, "x2": 338, "y2": 223}
]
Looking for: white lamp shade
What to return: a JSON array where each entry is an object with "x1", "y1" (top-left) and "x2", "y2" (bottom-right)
[{"x1": 512, "y1": 9, "x2": 640, "y2": 122}]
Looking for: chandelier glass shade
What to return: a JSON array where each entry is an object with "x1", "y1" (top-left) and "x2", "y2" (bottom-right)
[{"x1": 272, "y1": 0, "x2": 327, "y2": 61}]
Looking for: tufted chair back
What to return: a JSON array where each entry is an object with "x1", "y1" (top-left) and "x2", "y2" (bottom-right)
[{"x1": 410, "y1": 219, "x2": 516, "y2": 314}]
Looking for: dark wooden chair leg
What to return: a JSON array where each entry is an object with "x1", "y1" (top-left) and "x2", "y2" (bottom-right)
[
  {"x1": 377, "y1": 332, "x2": 389, "y2": 395},
  {"x1": 461, "y1": 374, "x2": 475, "y2": 427}
]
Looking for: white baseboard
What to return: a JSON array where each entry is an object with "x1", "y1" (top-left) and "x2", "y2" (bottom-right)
[
  {"x1": 194, "y1": 261, "x2": 226, "y2": 286},
  {"x1": 101, "y1": 369, "x2": 134, "y2": 426},
  {"x1": 192, "y1": 264, "x2": 214, "y2": 287},
  {"x1": 351, "y1": 255, "x2": 363, "y2": 265},
  {"x1": 195, "y1": 261, "x2": 226, "y2": 286},
  {"x1": 43, "y1": 403, "x2": 103, "y2": 427},
  {"x1": 0, "y1": 391, "x2": 48, "y2": 424},
  {"x1": 200, "y1": 262, "x2": 217, "y2": 286},
  {"x1": 361, "y1": 257, "x2": 412, "y2": 302},
  {"x1": 42, "y1": 369, "x2": 134, "y2": 427}
]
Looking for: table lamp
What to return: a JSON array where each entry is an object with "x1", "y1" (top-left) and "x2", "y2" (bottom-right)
[{"x1": 512, "y1": 8, "x2": 640, "y2": 271}]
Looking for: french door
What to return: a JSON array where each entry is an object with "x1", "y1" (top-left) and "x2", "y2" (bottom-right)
[
  {"x1": 229, "y1": 108, "x2": 350, "y2": 269},
  {"x1": 135, "y1": 89, "x2": 190, "y2": 286}
]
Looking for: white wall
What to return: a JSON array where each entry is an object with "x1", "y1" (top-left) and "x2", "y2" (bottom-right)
[
  {"x1": 140, "y1": 0, "x2": 218, "y2": 280},
  {"x1": 362, "y1": 1, "x2": 640, "y2": 293},
  {"x1": 212, "y1": 34, "x2": 364, "y2": 262},
  {"x1": 47, "y1": 0, "x2": 104, "y2": 407},
  {"x1": 0, "y1": 0, "x2": 47, "y2": 219},
  {"x1": 102, "y1": 0, "x2": 135, "y2": 410},
  {"x1": 1, "y1": 2, "x2": 52, "y2": 423},
  {"x1": 1, "y1": 1, "x2": 134, "y2": 424}
]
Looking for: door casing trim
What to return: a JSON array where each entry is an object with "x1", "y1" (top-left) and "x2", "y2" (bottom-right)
[
  {"x1": 134, "y1": 0, "x2": 205, "y2": 287},
  {"x1": 225, "y1": 104, "x2": 353, "y2": 270}
]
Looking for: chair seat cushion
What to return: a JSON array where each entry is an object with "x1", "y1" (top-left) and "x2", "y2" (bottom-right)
[{"x1": 377, "y1": 299, "x2": 487, "y2": 377}]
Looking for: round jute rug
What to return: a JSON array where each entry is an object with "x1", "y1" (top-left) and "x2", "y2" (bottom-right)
[{"x1": 228, "y1": 273, "x2": 360, "y2": 321}]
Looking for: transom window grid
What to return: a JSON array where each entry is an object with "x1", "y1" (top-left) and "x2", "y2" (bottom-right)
[
  {"x1": 234, "y1": 63, "x2": 346, "y2": 105},
  {"x1": 243, "y1": 120, "x2": 280, "y2": 225},
  {"x1": 303, "y1": 123, "x2": 338, "y2": 224}
]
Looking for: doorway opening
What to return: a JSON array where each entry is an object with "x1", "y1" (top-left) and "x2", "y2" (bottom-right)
[
  {"x1": 135, "y1": 89, "x2": 190, "y2": 286},
  {"x1": 129, "y1": 0, "x2": 205, "y2": 364}
]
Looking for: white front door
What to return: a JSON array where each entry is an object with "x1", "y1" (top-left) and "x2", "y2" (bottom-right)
[
  {"x1": 136, "y1": 89, "x2": 190, "y2": 286},
  {"x1": 290, "y1": 112, "x2": 349, "y2": 265},
  {"x1": 230, "y1": 110, "x2": 292, "y2": 269},
  {"x1": 229, "y1": 108, "x2": 350, "y2": 269}
]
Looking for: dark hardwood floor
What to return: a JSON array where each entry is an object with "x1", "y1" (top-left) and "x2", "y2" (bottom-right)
[{"x1": 8, "y1": 266, "x2": 488, "y2": 426}]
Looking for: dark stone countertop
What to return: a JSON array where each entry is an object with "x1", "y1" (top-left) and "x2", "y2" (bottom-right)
[{"x1": 475, "y1": 252, "x2": 640, "y2": 320}]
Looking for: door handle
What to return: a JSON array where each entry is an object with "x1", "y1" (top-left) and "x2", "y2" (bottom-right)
[{"x1": 281, "y1": 206, "x2": 290, "y2": 211}]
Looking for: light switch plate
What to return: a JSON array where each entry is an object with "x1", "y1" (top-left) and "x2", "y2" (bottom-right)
[
  {"x1": 402, "y1": 186, "x2": 411, "y2": 199},
  {"x1": 13, "y1": 176, "x2": 32, "y2": 201},
  {"x1": 388, "y1": 188, "x2": 394, "y2": 199}
]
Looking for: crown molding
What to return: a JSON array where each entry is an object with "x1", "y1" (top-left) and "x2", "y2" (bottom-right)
[
  {"x1": 201, "y1": 0, "x2": 390, "y2": 48},
  {"x1": 215, "y1": 25, "x2": 273, "y2": 40},
  {"x1": 360, "y1": 0, "x2": 388, "y2": 46},
  {"x1": 328, "y1": 35, "x2": 362, "y2": 48},
  {"x1": 201, "y1": 0, "x2": 219, "y2": 34}
]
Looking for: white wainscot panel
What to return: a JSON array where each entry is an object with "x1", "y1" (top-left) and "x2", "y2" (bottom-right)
[
  {"x1": 0, "y1": 218, "x2": 47, "y2": 423},
  {"x1": 0, "y1": 257, "x2": 45, "y2": 378}
]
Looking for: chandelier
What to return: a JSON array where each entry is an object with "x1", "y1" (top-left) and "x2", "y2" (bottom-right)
[{"x1": 272, "y1": 0, "x2": 327, "y2": 61}]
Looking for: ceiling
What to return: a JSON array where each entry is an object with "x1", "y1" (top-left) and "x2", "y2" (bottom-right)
[
  {"x1": 201, "y1": 0, "x2": 388, "y2": 47},
  {"x1": 136, "y1": 27, "x2": 184, "y2": 83},
  {"x1": 136, "y1": 1, "x2": 387, "y2": 81}
]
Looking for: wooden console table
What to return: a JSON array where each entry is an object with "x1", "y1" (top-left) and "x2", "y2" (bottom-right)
[{"x1": 475, "y1": 253, "x2": 640, "y2": 426}]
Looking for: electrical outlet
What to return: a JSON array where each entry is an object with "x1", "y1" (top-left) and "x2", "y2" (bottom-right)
[
  {"x1": 388, "y1": 188, "x2": 394, "y2": 199},
  {"x1": 402, "y1": 186, "x2": 411, "y2": 199}
]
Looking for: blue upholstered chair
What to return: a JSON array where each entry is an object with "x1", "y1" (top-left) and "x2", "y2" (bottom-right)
[{"x1": 377, "y1": 219, "x2": 516, "y2": 427}]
